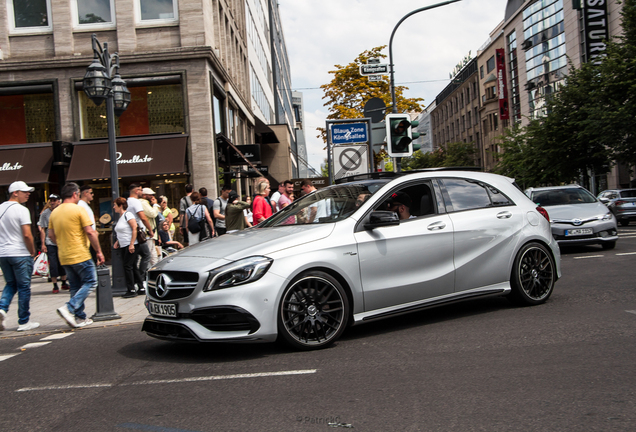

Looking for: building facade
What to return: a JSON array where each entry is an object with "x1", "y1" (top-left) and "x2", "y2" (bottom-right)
[{"x1": 1, "y1": 0, "x2": 296, "y2": 248}]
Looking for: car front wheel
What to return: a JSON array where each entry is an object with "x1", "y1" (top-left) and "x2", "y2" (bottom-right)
[
  {"x1": 509, "y1": 242, "x2": 555, "y2": 305},
  {"x1": 278, "y1": 271, "x2": 349, "y2": 350}
]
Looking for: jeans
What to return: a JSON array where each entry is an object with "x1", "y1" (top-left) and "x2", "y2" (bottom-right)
[
  {"x1": 62, "y1": 259, "x2": 97, "y2": 320},
  {"x1": 137, "y1": 241, "x2": 152, "y2": 277},
  {"x1": 0, "y1": 256, "x2": 34, "y2": 325}
]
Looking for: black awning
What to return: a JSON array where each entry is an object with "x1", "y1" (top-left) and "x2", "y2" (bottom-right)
[
  {"x1": 0, "y1": 144, "x2": 53, "y2": 186},
  {"x1": 67, "y1": 135, "x2": 187, "y2": 181}
]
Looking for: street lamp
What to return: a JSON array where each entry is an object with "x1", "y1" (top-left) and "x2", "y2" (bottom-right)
[
  {"x1": 83, "y1": 33, "x2": 130, "y2": 320},
  {"x1": 387, "y1": 0, "x2": 461, "y2": 173}
]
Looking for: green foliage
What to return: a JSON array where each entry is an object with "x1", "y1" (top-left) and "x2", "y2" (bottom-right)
[
  {"x1": 401, "y1": 142, "x2": 476, "y2": 171},
  {"x1": 318, "y1": 46, "x2": 424, "y2": 144}
]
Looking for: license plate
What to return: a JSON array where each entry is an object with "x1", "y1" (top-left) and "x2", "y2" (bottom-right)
[
  {"x1": 565, "y1": 228, "x2": 593, "y2": 236},
  {"x1": 148, "y1": 301, "x2": 177, "y2": 318}
]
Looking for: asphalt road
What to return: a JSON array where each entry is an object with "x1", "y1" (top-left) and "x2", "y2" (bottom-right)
[{"x1": 1, "y1": 227, "x2": 635, "y2": 432}]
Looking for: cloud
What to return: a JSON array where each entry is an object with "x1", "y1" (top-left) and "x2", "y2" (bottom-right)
[{"x1": 278, "y1": 0, "x2": 509, "y2": 172}]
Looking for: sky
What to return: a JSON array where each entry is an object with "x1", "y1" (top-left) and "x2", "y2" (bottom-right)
[{"x1": 277, "y1": 0, "x2": 509, "y2": 174}]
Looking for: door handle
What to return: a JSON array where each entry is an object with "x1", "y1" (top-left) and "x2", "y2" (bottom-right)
[
  {"x1": 427, "y1": 221, "x2": 446, "y2": 231},
  {"x1": 497, "y1": 211, "x2": 513, "y2": 219}
]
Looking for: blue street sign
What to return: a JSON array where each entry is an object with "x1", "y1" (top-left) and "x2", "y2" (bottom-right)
[{"x1": 330, "y1": 122, "x2": 369, "y2": 145}]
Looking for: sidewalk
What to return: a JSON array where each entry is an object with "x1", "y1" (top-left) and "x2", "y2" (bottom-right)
[{"x1": 0, "y1": 271, "x2": 149, "y2": 337}]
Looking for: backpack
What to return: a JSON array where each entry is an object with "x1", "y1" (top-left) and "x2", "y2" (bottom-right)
[{"x1": 186, "y1": 205, "x2": 203, "y2": 233}]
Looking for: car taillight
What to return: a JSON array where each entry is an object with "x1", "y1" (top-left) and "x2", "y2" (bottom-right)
[
  {"x1": 615, "y1": 200, "x2": 626, "y2": 206},
  {"x1": 536, "y1": 206, "x2": 550, "y2": 222}
]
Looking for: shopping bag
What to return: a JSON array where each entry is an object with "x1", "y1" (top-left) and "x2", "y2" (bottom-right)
[{"x1": 33, "y1": 252, "x2": 49, "y2": 277}]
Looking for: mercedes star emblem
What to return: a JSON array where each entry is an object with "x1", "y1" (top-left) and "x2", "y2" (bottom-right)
[{"x1": 155, "y1": 273, "x2": 171, "y2": 298}]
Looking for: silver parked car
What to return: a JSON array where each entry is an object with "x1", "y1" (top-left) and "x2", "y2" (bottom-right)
[
  {"x1": 597, "y1": 188, "x2": 636, "y2": 226},
  {"x1": 526, "y1": 185, "x2": 618, "y2": 249},
  {"x1": 143, "y1": 170, "x2": 561, "y2": 350}
]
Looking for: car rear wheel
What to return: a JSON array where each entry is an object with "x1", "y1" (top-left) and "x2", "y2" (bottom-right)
[
  {"x1": 509, "y1": 242, "x2": 555, "y2": 305},
  {"x1": 278, "y1": 271, "x2": 349, "y2": 350}
]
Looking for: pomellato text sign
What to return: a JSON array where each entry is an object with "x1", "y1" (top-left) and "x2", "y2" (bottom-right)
[
  {"x1": 105, "y1": 152, "x2": 153, "y2": 164},
  {"x1": 0, "y1": 162, "x2": 24, "y2": 171}
]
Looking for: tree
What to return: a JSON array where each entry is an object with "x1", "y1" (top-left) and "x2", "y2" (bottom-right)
[
  {"x1": 401, "y1": 142, "x2": 476, "y2": 171},
  {"x1": 318, "y1": 46, "x2": 424, "y2": 146},
  {"x1": 496, "y1": 0, "x2": 636, "y2": 188}
]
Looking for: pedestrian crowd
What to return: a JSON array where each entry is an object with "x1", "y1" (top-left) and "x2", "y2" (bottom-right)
[{"x1": 0, "y1": 176, "x2": 311, "y2": 332}]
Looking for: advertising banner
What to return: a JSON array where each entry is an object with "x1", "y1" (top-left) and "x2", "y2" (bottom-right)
[{"x1": 496, "y1": 48, "x2": 509, "y2": 120}]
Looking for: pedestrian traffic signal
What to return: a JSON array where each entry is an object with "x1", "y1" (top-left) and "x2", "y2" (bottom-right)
[{"x1": 386, "y1": 114, "x2": 418, "y2": 157}]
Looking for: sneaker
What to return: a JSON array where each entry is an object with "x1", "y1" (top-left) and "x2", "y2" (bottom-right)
[
  {"x1": 17, "y1": 321, "x2": 40, "y2": 332},
  {"x1": 52, "y1": 288, "x2": 59, "y2": 294},
  {"x1": 0, "y1": 309, "x2": 6, "y2": 331},
  {"x1": 122, "y1": 291, "x2": 138, "y2": 299},
  {"x1": 61, "y1": 282, "x2": 70, "y2": 290},
  {"x1": 57, "y1": 306, "x2": 78, "y2": 328},
  {"x1": 75, "y1": 318, "x2": 93, "y2": 328},
  {"x1": 137, "y1": 288, "x2": 146, "y2": 294}
]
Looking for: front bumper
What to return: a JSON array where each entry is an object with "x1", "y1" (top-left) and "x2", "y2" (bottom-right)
[
  {"x1": 142, "y1": 270, "x2": 287, "y2": 343},
  {"x1": 551, "y1": 220, "x2": 618, "y2": 246}
]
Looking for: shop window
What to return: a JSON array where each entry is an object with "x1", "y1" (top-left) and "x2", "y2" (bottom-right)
[
  {"x1": 72, "y1": 0, "x2": 115, "y2": 28},
  {"x1": 0, "y1": 93, "x2": 55, "y2": 145},
  {"x1": 79, "y1": 83, "x2": 184, "y2": 139},
  {"x1": 7, "y1": 0, "x2": 52, "y2": 33},
  {"x1": 136, "y1": 0, "x2": 178, "y2": 24}
]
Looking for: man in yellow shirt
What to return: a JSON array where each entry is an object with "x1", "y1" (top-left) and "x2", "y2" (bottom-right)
[{"x1": 49, "y1": 182, "x2": 104, "y2": 328}]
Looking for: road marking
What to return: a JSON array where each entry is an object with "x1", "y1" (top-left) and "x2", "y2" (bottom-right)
[
  {"x1": 123, "y1": 369, "x2": 318, "y2": 387},
  {"x1": 573, "y1": 255, "x2": 604, "y2": 259},
  {"x1": 616, "y1": 252, "x2": 636, "y2": 256},
  {"x1": 15, "y1": 369, "x2": 318, "y2": 393},
  {"x1": 41, "y1": 333, "x2": 75, "y2": 341},
  {"x1": 117, "y1": 422, "x2": 203, "y2": 432},
  {"x1": 627, "y1": 310, "x2": 636, "y2": 315},
  {"x1": 0, "y1": 353, "x2": 20, "y2": 362},
  {"x1": 16, "y1": 383, "x2": 113, "y2": 392},
  {"x1": 19, "y1": 342, "x2": 52, "y2": 350}
]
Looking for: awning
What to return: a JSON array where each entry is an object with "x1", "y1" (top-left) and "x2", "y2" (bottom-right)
[
  {"x1": 0, "y1": 144, "x2": 53, "y2": 186},
  {"x1": 67, "y1": 135, "x2": 187, "y2": 181}
]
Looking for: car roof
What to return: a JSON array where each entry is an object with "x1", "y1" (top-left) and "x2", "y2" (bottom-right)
[
  {"x1": 526, "y1": 185, "x2": 585, "y2": 193},
  {"x1": 335, "y1": 168, "x2": 514, "y2": 185}
]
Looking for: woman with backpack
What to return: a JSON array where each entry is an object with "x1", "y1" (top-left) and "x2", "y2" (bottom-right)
[
  {"x1": 183, "y1": 192, "x2": 215, "y2": 245},
  {"x1": 112, "y1": 197, "x2": 144, "y2": 298}
]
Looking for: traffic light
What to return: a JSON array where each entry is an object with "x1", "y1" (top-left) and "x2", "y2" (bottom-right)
[{"x1": 386, "y1": 114, "x2": 419, "y2": 157}]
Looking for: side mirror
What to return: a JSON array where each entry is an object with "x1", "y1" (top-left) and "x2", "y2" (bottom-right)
[
  {"x1": 599, "y1": 197, "x2": 609, "y2": 204},
  {"x1": 364, "y1": 210, "x2": 400, "y2": 230}
]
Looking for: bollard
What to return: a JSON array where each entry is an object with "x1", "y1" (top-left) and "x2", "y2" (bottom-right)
[{"x1": 92, "y1": 265, "x2": 121, "y2": 321}]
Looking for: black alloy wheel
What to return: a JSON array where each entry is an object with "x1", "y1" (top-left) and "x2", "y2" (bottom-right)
[
  {"x1": 509, "y1": 242, "x2": 555, "y2": 305},
  {"x1": 278, "y1": 271, "x2": 349, "y2": 350}
]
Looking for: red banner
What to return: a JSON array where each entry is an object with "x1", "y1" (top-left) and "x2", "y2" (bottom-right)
[{"x1": 496, "y1": 48, "x2": 509, "y2": 120}]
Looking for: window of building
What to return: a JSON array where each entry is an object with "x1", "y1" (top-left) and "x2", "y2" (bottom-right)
[
  {"x1": 486, "y1": 56, "x2": 496, "y2": 73},
  {"x1": 7, "y1": 0, "x2": 52, "y2": 34},
  {"x1": 72, "y1": 0, "x2": 115, "y2": 28},
  {"x1": 480, "y1": 66, "x2": 484, "y2": 79},
  {"x1": 78, "y1": 83, "x2": 185, "y2": 139},
  {"x1": 0, "y1": 92, "x2": 55, "y2": 145},
  {"x1": 213, "y1": 94, "x2": 225, "y2": 137},
  {"x1": 135, "y1": 0, "x2": 179, "y2": 25}
]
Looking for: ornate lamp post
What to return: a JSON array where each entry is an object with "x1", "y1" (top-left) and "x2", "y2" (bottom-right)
[{"x1": 83, "y1": 34, "x2": 131, "y2": 320}]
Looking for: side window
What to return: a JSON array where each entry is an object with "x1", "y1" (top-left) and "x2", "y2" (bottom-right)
[
  {"x1": 442, "y1": 178, "x2": 492, "y2": 212},
  {"x1": 486, "y1": 184, "x2": 513, "y2": 206},
  {"x1": 374, "y1": 181, "x2": 437, "y2": 221}
]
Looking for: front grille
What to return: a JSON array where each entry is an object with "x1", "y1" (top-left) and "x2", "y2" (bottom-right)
[
  {"x1": 142, "y1": 319, "x2": 198, "y2": 341},
  {"x1": 186, "y1": 307, "x2": 260, "y2": 334},
  {"x1": 147, "y1": 270, "x2": 200, "y2": 301}
]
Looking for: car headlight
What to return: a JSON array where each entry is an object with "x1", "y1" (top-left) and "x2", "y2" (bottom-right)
[
  {"x1": 600, "y1": 213, "x2": 613, "y2": 221},
  {"x1": 203, "y1": 256, "x2": 273, "y2": 292}
]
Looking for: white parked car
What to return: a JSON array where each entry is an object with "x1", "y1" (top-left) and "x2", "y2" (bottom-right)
[
  {"x1": 143, "y1": 170, "x2": 561, "y2": 350},
  {"x1": 526, "y1": 185, "x2": 618, "y2": 249}
]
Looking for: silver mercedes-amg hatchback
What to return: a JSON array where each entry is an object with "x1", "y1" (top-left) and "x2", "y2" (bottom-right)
[{"x1": 143, "y1": 170, "x2": 561, "y2": 350}]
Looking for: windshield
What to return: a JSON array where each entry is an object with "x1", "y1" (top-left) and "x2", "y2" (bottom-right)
[
  {"x1": 620, "y1": 190, "x2": 636, "y2": 198},
  {"x1": 258, "y1": 180, "x2": 388, "y2": 227},
  {"x1": 531, "y1": 188, "x2": 597, "y2": 206}
]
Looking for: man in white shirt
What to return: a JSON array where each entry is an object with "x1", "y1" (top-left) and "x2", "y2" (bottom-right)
[
  {"x1": 0, "y1": 181, "x2": 39, "y2": 332},
  {"x1": 127, "y1": 183, "x2": 154, "y2": 291},
  {"x1": 79, "y1": 185, "x2": 97, "y2": 262},
  {"x1": 270, "y1": 182, "x2": 285, "y2": 212}
]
